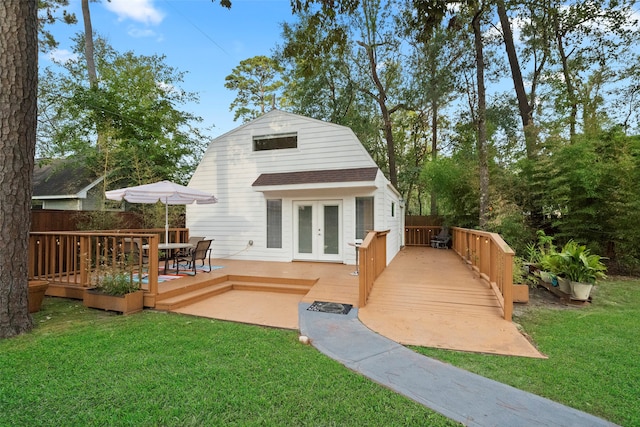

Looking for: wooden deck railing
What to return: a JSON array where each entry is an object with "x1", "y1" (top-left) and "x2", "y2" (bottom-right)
[
  {"x1": 358, "y1": 230, "x2": 389, "y2": 307},
  {"x1": 451, "y1": 227, "x2": 514, "y2": 321},
  {"x1": 405, "y1": 226, "x2": 442, "y2": 246},
  {"x1": 92, "y1": 228, "x2": 189, "y2": 243},
  {"x1": 28, "y1": 228, "x2": 188, "y2": 307}
]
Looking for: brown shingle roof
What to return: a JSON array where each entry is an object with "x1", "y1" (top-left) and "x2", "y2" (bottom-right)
[{"x1": 252, "y1": 167, "x2": 379, "y2": 187}]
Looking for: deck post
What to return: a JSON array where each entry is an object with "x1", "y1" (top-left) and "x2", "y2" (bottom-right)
[
  {"x1": 146, "y1": 234, "x2": 159, "y2": 304},
  {"x1": 79, "y1": 234, "x2": 89, "y2": 285},
  {"x1": 503, "y1": 251, "x2": 514, "y2": 321}
]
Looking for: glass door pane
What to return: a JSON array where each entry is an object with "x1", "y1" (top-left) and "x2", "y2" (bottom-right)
[
  {"x1": 323, "y1": 205, "x2": 339, "y2": 255},
  {"x1": 297, "y1": 204, "x2": 313, "y2": 254}
]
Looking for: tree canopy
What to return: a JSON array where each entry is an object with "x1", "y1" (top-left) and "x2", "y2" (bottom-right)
[
  {"x1": 38, "y1": 35, "x2": 208, "y2": 189},
  {"x1": 223, "y1": 0, "x2": 640, "y2": 269}
]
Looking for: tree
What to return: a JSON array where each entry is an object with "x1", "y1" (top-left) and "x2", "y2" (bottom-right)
[
  {"x1": 81, "y1": 0, "x2": 97, "y2": 88},
  {"x1": 544, "y1": 0, "x2": 637, "y2": 140},
  {"x1": 38, "y1": 0, "x2": 76, "y2": 51},
  {"x1": 0, "y1": 0, "x2": 38, "y2": 338},
  {"x1": 278, "y1": 13, "x2": 359, "y2": 124},
  {"x1": 470, "y1": 2, "x2": 490, "y2": 229},
  {"x1": 224, "y1": 55, "x2": 284, "y2": 123},
  {"x1": 496, "y1": 0, "x2": 537, "y2": 157},
  {"x1": 38, "y1": 36, "x2": 208, "y2": 189},
  {"x1": 400, "y1": 17, "x2": 461, "y2": 215},
  {"x1": 546, "y1": 129, "x2": 640, "y2": 269},
  {"x1": 288, "y1": 0, "x2": 409, "y2": 189}
]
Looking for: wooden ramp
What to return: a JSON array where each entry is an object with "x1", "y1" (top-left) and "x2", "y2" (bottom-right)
[{"x1": 358, "y1": 247, "x2": 545, "y2": 358}]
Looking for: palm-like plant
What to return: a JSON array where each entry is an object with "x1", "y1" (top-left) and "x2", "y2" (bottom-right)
[{"x1": 556, "y1": 240, "x2": 607, "y2": 284}]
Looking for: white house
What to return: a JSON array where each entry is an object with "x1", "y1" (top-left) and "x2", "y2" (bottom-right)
[{"x1": 186, "y1": 110, "x2": 404, "y2": 265}]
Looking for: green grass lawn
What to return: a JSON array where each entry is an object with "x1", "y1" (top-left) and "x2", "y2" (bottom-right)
[
  {"x1": 0, "y1": 298, "x2": 457, "y2": 427},
  {"x1": 413, "y1": 277, "x2": 640, "y2": 426},
  {"x1": 2, "y1": 278, "x2": 638, "y2": 426}
]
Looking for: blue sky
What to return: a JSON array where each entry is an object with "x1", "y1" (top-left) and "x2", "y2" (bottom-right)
[{"x1": 42, "y1": 0, "x2": 296, "y2": 138}]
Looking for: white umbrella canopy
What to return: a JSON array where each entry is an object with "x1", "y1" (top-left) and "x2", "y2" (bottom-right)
[{"x1": 105, "y1": 180, "x2": 217, "y2": 243}]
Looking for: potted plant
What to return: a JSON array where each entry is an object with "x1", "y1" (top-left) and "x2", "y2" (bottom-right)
[
  {"x1": 540, "y1": 251, "x2": 570, "y2": 293},
  {"x1": 512, "y1": 256, "x2": 531, "y2": 303},
  {"x1": 523, "y1": 230, "x2": 556, "y2": 275},
  {"x1": 83, "y1": 268, "x2": 144, "y2": 315},
  {"x1": 555, "y1": 240, "x2": 607, "y2": 301}
]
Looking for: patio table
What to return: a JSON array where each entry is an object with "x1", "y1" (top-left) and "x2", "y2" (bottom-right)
[{"x1": 142, "y1": 243, "x2": 194, "y2": 275}]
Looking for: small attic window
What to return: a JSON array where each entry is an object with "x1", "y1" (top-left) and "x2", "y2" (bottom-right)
[{"x1": 253, "y1": 133, "x2": 297, "y2": 151}]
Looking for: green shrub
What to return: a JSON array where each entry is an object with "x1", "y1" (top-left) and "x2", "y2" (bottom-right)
[{"x1": 94, "y1": 268, "x2": 139, "y2": 296}]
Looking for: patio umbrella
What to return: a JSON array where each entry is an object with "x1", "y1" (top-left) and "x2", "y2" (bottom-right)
[{"x1": 105, "y1": 180, "x2": 218, "y2": 243}]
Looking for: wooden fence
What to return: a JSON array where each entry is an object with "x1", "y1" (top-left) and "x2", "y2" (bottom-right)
[
  {"x1": 451, "y1": 227, "x2": 515, "y2": 321},
  {"x1": 31, "y1": 210, "x2": 144, "y2": 231},
  {"x1": 404, "y1": 215, "x2": 443, "y2": 226},
  {"x1": 358, "y1": 230, "x2": 389, "y2": 307}
]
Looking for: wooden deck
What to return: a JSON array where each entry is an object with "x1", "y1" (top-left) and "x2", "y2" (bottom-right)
[
  {"x1": 162, "y1": 260, "x2": 358, "y2": 330},
  {"x1": 162, "y1": 247, "x2": 543, "y2": 358}
]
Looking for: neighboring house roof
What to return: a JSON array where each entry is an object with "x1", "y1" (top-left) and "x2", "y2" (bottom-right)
[
  {"x1": 252, "y1": 167, "x2": 379, "y2": 187},
  {"x1": 32, "y1": 159, "x2": 103, "y2": 200}
]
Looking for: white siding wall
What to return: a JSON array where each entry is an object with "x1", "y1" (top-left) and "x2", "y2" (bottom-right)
[
  {"x1": 43, "y1": 199, "x2": 81, "y2": 210},
  {"x1": 187, "y1": 110, "x2": 400, "y2": 264}
]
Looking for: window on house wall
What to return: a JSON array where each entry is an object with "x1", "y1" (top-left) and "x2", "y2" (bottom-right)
[
  {"x1": 253, "y1": 133, "x2": 297, "y2": 151},
  {"x1": 391, "y1": 202, "x2": 395, "y2": 217},
  {"x1": 356, "y1": 197, "x2": 374, "y2": 239},
  {"x1": 267, "y1": 199, "x2": 282, "y2": 248}
]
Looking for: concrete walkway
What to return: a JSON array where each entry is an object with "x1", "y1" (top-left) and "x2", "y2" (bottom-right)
[{"x1": 299, "y1": 303, "x2": 617, "y2": 427}]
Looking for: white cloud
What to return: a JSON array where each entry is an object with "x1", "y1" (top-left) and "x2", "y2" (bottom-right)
[
  {"x1": 104, "y1": 0, "x2": 165, "y2": 25},
  {"x1": 128, "y1": 27, "x2": 157, "y2": 38},
  {"x1": 48, "y1": 48, "x2": 77, "y2": 64}
]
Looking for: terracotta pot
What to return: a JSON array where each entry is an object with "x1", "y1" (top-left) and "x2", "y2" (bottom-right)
[
  {"x1": 570, "y1": 281, "x2": 593, "y2": 301},
  {"x1": 557, "y1": 277, "x2": 571, "y2": 294},
  {"x1": 28, "y1": 281, "x2": 49, "y2": 313},
  {"x1": 83, "y1": 289, "x2": 144, "y2": 315}
]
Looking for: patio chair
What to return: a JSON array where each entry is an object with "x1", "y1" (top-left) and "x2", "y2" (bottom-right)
[
  {"x1": 122, "y1": 238, "x2": 149, "y2": 266},
  {"x1": 430, "y1": 227, "x2": 451, "y2": 249},
  {"x1": 175, "y1": 239, "x2": 213, "y2": 274},
  {"x1": 186, "y1": 236, "x2": 205, "y2": 246},
  {"x1": 172, "y1": 236, "x2": 204, "y2": 268}
]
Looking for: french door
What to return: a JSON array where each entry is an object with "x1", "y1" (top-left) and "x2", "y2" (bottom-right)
[{"x1": 293, "y1": 200, "x2": 342, "y2": 261}]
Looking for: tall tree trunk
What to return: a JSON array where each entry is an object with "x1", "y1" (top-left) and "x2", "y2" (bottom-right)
[
  {"x1": 0, "y1": 0, "x2": 38, "y2": 338},
  {"x1": 430, "y1": 97, "x2": 438, "y2": 216},
  {"x1": 552, "y1": 15, "x2": 577, "y2": 140},
  {"x1": 82, "y1": 0, "x2": 111, "y2": 206},
  {"x1": 496, "y1": 0, "x2": 536, "y2": 157},
  {"x1": 358, "y1": 40, "x2": 399, "y2": 188},
  {"x1": 81, "y1": 0, "x2": 98, "y2": 89},
  {"x1": 472, "y1": 5, "x2": 489, "y2": 229}
]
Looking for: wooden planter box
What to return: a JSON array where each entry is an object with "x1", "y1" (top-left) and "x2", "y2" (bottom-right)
[
  {"x1": 512, "y1": 283, "x2": 529, "y2": 304},
  {"x1": 28, "y1": 280, "x2": 49, "y2": 313},
  {"x1": 83, "y1": 289, "x2": 144, "y2": 315}
]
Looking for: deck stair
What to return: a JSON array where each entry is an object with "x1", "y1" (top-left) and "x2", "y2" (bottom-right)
[{"x1": 155, "y1": 275, "x2": 317, "y2": 311}]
